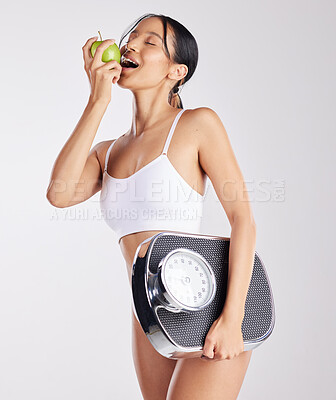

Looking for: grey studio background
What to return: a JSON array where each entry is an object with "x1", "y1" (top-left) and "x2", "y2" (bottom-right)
[{"x1": 1, "y1": 0, "x2": 335, "y2": 399}]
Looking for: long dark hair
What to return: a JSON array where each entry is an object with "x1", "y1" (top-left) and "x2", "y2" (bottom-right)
[{"x1": 119, "y1": 13, "x2": 199, "y2": 109}]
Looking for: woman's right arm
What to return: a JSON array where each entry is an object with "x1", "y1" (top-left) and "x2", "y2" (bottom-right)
[
  {"x1": 46, "y1": 36, "x2": 122, "y2": 208},
  {"x1": 46, "y1": 99, "x2": 109, "y2": 208}
]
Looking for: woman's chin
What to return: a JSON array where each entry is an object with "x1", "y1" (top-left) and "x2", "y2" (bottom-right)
[{"x1": 116, "y1": 80, "x2": 133, "y2": 91}]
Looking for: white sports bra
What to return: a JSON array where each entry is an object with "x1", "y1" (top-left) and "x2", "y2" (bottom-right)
[{"x1": 100, "y1": 109, "x2": 208, "y2": 244}]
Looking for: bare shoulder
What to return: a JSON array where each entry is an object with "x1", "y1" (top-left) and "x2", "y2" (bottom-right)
[
  {"x1": 184, "y1": 106, "x2": 224, "y2": 136},
  {"x1": 188, "y1": 106, "x2": 224, "y2": 129},
  {"x1": 91, "y1": 139, "x2": 117, "y2": 174},
  {"x1": 183, "y1": 107, "x2": 228, "y2": 152},
  {"x1": 189, "y1": 106, "x2": 229, "y2": 143}
]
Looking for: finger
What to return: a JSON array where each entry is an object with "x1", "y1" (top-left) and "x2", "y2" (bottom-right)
[
  {"x1": 213, "y1": 351, "x2": 226, "y2": 361},
  {"x1": 82, "y1": 36, "x2": 98, "y2": 54},
  {"x1": 202, "y1": 344, "x2": 215, "y2": 359},
  {"x1": 94, "y1": 60, "x2": 121, "y2": 83},
  {"x1": 97, "y1": 38, "x2": 116, "y2": 49},
  {"x1": 82, "y1": 36, "x2": 99, "y2": 49},
  {"x1": 82, "y1": 36, "x2": 99, "y2": 64},
  {"x1": 100, "y1": 59, "x2": 122, "y2": 70},
  {"x1": 112, "y1": 75, "x2": 119, "y2": 84},
  {"x1": 100, "y1": 60, "x2": 122, "y2": 69}
]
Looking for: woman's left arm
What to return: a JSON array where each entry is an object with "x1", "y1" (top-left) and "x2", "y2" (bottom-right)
[{"x1": 194, "y1": 107, "x2": 257, "y2": 361}]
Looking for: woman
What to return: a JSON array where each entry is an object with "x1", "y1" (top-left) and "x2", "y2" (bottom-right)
[{"x1": 46, "y1": 12, "x2": 257, "y2": 400}]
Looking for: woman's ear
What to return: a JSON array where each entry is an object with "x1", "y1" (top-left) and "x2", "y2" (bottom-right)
[{"x1": 169, "y1": 64, "x2": 188, "y2": 82}]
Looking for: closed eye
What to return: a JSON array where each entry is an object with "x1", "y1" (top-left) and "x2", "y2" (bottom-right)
[{"x1": 125, "y1": 40, "x2": 155, "y2": 46}]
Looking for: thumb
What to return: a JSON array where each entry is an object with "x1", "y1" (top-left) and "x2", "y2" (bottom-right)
[{"x1": 202, "y1": 340, "x2": 215, "y2": 359}]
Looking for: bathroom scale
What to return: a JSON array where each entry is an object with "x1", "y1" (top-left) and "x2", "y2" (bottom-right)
[{"x1": 131, "y1": 231, "x2": 275, "y2": 359}]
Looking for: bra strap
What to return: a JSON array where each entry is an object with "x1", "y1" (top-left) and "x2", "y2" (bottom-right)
[
  {"x1": 104, "y1": 140, "x2": 116, "y2": 172},
  {"x1": 162, "y1": 109, "x2": 185, "y2": 155}
]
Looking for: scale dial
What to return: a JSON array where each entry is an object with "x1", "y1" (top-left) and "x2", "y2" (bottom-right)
[{"x1": 156, "y1": 248, "x2": 216, "y2": 312}]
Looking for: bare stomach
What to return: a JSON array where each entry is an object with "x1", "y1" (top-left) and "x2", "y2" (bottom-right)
[{"x1": 119, "y1": 230, "x2": 168, "y2": 285}]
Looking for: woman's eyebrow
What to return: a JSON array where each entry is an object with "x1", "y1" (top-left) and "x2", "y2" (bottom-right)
[{"x1": 130, "y1": 29, "x2": 163, "y2": 43}]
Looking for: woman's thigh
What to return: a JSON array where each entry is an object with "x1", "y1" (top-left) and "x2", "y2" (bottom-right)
[
  {"x1": 131, "y1": 310, "x2": 178, "y2": 400},
  {"x1": 166, "y1": 350, "x2": 253, "y2": 400}
]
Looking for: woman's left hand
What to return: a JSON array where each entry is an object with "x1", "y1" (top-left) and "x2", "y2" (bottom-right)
[{"x1": 201, "y1": 316, "x2": 245, "y2": 361}]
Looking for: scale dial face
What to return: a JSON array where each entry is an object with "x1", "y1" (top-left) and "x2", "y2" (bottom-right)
[{"x1": 161, "y1": 249, "x2": 216, "y2": 310}]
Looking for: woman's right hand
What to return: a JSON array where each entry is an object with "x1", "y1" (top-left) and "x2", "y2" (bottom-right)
[{"x1": 82, "y1": 37, "x2": 122, "y2": 105}]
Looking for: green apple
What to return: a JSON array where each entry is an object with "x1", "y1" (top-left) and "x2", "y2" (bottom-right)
[{"x1": 90, "y1": 31, "x2": 121, "y2": 63}]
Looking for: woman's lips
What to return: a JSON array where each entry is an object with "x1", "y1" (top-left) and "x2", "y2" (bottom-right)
[{"x1": 121, "y1": 66, "x2": 139, "y2": 72}]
